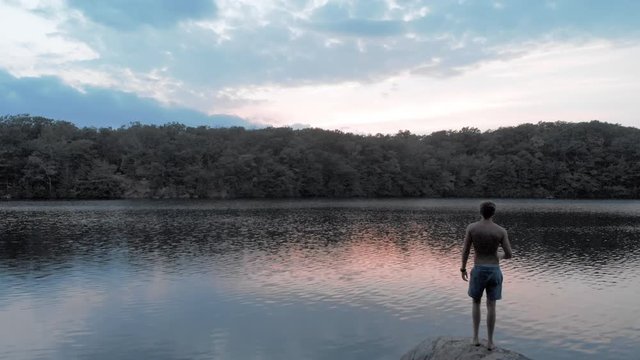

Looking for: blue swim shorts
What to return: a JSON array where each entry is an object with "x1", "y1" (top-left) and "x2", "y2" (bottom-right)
[{"x1": 468, "y1": 264, "x2": 503, "y2": 301}]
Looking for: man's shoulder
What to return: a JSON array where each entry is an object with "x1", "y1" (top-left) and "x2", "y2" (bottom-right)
[
  {"x1": 493, "y1": 223, "x2": 508, "y2": 236},
  {"x1": 494, "y1": 223, "x2": 507, "y2": 232},
  {"x1": 468, "y1": 221, "x2": 506, "y2": 233}
]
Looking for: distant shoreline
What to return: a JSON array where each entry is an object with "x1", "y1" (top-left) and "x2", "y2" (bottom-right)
[{"x1": 2, "y1": 115, "x2": 639, "y2": 200}]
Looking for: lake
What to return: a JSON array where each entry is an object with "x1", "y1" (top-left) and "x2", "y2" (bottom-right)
[{"x1": 1, "y1": 199, "x2": 639, "y2": 359}]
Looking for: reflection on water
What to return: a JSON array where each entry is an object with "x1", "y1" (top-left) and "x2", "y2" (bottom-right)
[{"x1": 1, "y1": 199, "x2": 639, "y2": 359}]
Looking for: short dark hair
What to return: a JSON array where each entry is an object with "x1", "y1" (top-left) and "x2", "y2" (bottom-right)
[{"x1": 480, "y1": 201, "x2": 496, "y2": 219}]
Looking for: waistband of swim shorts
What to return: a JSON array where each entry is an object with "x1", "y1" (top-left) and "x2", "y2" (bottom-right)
[{"x1": 473, "y1": 264, "x2": 500, "y2": 268}]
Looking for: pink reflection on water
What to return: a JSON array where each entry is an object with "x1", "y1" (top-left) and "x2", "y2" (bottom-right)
[{"x1": 214, "y1": 226, "x2": 469, "y2": 318}]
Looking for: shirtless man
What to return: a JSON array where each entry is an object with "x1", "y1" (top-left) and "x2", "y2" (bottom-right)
[{"x1": 460, "y1": 201, "x2": 512, "y2": 350}]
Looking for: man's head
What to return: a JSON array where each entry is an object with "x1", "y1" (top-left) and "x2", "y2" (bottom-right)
[{"x1": 480, "y1": 201, "x2": 496, "y2": 219}]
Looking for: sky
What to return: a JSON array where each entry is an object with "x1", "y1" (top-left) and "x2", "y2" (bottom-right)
[{"x1": 1, "y1": 0, "x2": 639, "y2": 134}]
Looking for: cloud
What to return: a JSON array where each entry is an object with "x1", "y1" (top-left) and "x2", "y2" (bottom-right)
[
  {"x1": 0, "y1": 1, "x2": 98, "y2": 77},
  {"x1": 7, "y1": 0, "x2": 640, "y2": 93},
  {"x1": 58, "y1": 0, "x2": 640, "y2": 103},
  {"x1": 310, "y1": 19, "x2": 405, "y2": 37},
  {"x1": 408, "y1": 0, "x2": 640, "y2": 41},
  {"x1": 67, "y1": 0, "x2": 216, "y2": 30},
  {"x1": 0, "y1": 70, "x2": 253, "y2": 128},
  {"x1": 218, "y1": 40, "x2": 640, "y2": 134}
]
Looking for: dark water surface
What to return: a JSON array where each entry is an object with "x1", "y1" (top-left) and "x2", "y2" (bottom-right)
[{"x1": 1, "y1": 199, "x2": 639, "y2": 359}]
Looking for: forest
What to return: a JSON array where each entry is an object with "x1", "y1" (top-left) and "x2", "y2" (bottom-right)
[{"x1": 1, "y1": 114, "x2": 639, "y2": 199}]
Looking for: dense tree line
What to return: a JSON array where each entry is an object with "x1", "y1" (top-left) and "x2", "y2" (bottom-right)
[{"x1": 1, "y1": 114, "x2": 639, "y2": 199}]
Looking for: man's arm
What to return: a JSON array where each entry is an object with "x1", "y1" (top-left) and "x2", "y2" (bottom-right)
[
  {"x1": 461, "y1": 225, "x2": 472, "y2": 281},
  {"x1": 499, "y1": 230, "x2": 513, "y2": 260}
]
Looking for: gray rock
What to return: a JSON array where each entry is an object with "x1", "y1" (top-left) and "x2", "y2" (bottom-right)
[{"x1": 401, "y1": 337, "x2": 532, "y2": 360}]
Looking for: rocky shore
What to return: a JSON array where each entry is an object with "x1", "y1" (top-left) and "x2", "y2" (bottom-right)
[{"x1": 401, "y1": 337, "x2": 532, "y2": 360}]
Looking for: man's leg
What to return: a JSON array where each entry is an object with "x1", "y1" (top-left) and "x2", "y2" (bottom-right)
[
  {"x1": 486, "y1": 299, "x2": 496, "y2": 350},
  {"x1": 472, "y1": 298, "x2": 481, "y2": 345}
]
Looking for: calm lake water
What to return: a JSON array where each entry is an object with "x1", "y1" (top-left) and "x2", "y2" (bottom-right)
[{"x1": 1, "y1": 199, "x2": 639, "y2": 360}]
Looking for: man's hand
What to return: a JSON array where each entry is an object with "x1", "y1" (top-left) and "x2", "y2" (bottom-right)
[{"x1": 461, "y1": 270, "x2": 468, "y2": 281}]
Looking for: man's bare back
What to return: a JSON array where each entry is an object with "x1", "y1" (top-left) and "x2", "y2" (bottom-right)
[{"x1": 466, "y1": 220, "x2": 510, "y2": 265}]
